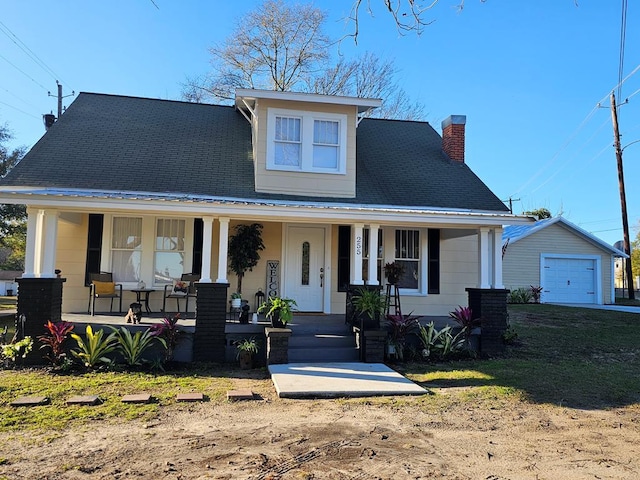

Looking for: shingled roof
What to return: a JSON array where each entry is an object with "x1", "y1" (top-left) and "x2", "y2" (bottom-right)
[{"x1": 1, "y1": 92, "x2": 508, "y2": 212}]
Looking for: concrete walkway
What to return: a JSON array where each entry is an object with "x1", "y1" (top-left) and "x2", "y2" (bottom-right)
[
  {"x1": 551, "y1": 303, "x2": 640, "y2": 314},
  {"x1": 269, "y1": 362, "x2": 428, "y2": 398}
]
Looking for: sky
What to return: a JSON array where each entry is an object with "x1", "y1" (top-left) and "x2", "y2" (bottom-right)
[{"x1": 1, "y1": 0, "x2": 639, "y2": 247}]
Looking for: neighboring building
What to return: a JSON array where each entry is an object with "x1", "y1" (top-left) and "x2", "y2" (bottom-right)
[
  {"x1": 0, "y1": 89, "x2": 529, "y2": 316},
  {"x1": 502, "y1": 216, "x2": 627, "y2": 304}
]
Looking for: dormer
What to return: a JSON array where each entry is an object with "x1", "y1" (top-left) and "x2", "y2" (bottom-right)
[{"x1": 235, "y1": 89, "x2": 381, "y2": 198}]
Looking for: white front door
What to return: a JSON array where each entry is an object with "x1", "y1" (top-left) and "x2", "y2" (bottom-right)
[{"x1": 285, "y1": 226, "x2": 325, "y2": 312}]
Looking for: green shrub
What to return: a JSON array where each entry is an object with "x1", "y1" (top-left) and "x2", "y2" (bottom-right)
[
  {"x1": 71, "y1": 325, "x2": 118, "y2": 369},
  {"x1": 111, "y1": 326, "x2": 164, "y2": 367},
  {"x1": 508, "y1": 287, "x2": 533, "y2": 304}
]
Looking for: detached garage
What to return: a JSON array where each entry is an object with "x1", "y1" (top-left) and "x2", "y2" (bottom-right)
[{"x1": 502, "y1": 217, "x2": 627, "y2": 305}]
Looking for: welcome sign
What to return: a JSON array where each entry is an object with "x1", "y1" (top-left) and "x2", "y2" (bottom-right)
[{"x1": 266, "y1": 260, "x2": 280, "y2": 298}]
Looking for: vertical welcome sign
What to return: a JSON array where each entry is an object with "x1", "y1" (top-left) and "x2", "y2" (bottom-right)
[{"x1": 266, "y1": 260, "x2": 280, "y2": 298}]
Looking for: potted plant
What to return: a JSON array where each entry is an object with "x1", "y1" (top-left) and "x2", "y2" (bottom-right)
[
  {"x1": 384, "y1": 262, "x2": 405, "y2": 285},
  {"x1": 228, "y1": 223, "x2": 265, "y2": 295},
  {"x1": 258, "y1": 296, "x2": 297, "y2": 328},
  {"x1": 231, "y1": 292, "x2": 242, "y2": 309},
  {"x1": 235, "y1": 337, "x2": 259, "y2": 369},
  {"x1": 351, "y1": 287, "x2": 386, "y2": 329}
]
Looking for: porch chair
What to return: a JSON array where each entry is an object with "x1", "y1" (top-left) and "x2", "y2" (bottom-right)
[
  {"x1": 87, "y1": 272, "x2": 123, "y2": 316},
  {"x1": 162, "y1": 273, "x2": 200, "y2": 314}
]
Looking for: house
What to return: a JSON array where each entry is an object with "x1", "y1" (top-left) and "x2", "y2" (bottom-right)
[
  {"x1": 502, "y1": 216, "x2": 627, "y2": 305},
  {"x1": 0, "y1": 89, "x2": 529, "y2": 319}
]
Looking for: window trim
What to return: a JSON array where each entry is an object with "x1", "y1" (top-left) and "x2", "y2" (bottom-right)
[
  {"x1": 384, "y1": 227, "x2": 428, "y2": 295},
  {"x1": 154, "y1": 218, "x2": 187, "y2": 287},
  {"x1": 266, "y1": 107, "x2": 347, "y2": 175}
]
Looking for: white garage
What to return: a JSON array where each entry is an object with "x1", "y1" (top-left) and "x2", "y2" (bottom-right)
[{"x1": 502, "y1": 217, "x2": 626, "y2": 305}]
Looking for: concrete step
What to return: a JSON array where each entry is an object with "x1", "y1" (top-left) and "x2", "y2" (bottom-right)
[
  {"x1": 289, "y1": 333, "x2": 355, "y2": 349},
  {"x1": 288, "y1": 347, "x2": 360, "y2": 363}
]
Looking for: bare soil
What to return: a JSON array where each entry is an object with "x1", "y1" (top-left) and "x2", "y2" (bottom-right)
[{"x1": 2, "y1": 380, "x2": 640, "y2": 480}]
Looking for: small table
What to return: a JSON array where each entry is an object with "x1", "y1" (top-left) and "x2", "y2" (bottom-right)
[{"x1": 130, "y1": 289, "x2": 155, "y2": 314}]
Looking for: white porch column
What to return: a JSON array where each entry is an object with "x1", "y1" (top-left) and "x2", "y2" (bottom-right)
[
  {"x1": 23, "y1": 208, "x2": 39, "y2": 278},
  {"x1": 478, "y1": 227, "x2": 491, "y2": 289},
  {"x1": 492, "y1": 227, "x2": 504, "y2": 289},
  {"x1": 33, "y1": 209, "x2": 45, "y2": 277},
  {"x1": 351, "y1": 223, "x2": 364, "y2": 285},
  {"x1": 216, "y1": 217, "x2": 229, "y2": 283},
  {"x1": 40, "y1": 210, "x2": 59, "y2": 277},
  {"x1": 366, "y1": 224, "x2": 380, "y2": 285},
  {"x1": 199, "y1": 216, "x2": 214, "y2": 283}
]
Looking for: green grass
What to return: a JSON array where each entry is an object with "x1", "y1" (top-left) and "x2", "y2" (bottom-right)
[
  {"x1": 402, "y1": 304, "x2": 640, "y2": 409},
  {"x1": 0, "y1": 365, "x2": 265, "y2": 432},
  {"x1": 0, "y1": 296, "x2": 16, "y2": 311}
]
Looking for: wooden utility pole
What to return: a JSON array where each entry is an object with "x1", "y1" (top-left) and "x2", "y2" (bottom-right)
[
  {"x1": 610, "y1": 92, "x2": 635, "y2": 300},
  {"x1": 48, "y1": 80, "x2": 74, "y2": 120}
]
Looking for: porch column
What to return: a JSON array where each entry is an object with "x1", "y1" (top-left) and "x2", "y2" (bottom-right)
[
  {"x1": 200, "y1": 216, "x2": 214, "y2": 282},
  {"x1": 351, "y1": 223, "x2": 364, "y2": 285},
  {"x1": 40, "y1": 210, "x2": 59, "y2": 278},
  {"x1": 34, "y1": 209, "x2": 45, "y2": 276},
  {"x1": 23, "y1": 207, "x2": 39, "y2": 278},
  {"x1": 366, "y1": 224, "x2": 380, "y2": 285},
  {"x1": 216, "y1": 216, "x2": 229, "y2": 283},
  {"x1": 478, "y1": 227, "x2": 491, "y2": 289},
  {"x1": 492, "y1": 227, "x2": 504, "y2": 289}
]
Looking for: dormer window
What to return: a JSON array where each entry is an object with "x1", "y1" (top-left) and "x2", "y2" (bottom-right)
[{"x1": 267, "y1": 108, "x2": 347, "y2": 174}]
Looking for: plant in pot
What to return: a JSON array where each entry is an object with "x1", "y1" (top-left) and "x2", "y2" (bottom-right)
[
  {"x1": 258, "y1": 296, "x2": 297, "y2": 328},
  {"x1": 228, "y1": 223, "x2": 265, "y2": 296},
  {"x1": 351, "y1": 287, "x2": 386, "y2": 330},
  {"x1": 231, "y1": 292, "x2": 242, "y2": 309},
  {"x1": 384, "y1": 261, "x2": 405, "y2": 285},
  {"x1": 235, "y1": 337, "x2": 259, "y2": 369}
]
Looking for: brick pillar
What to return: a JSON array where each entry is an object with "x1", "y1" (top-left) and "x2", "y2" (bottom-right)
[
  {"x1": 15, "y1": 277, "x2": 66, "y2": 364},
  {"x1": 265, "y1": 327, "x2": 291, "y2": 365},
  {"x1": 466, "y1": 288, "x2": 509, "y2": 355},
  {"x1": 362, "y1": 330, "x2": 386, "y2": 363},
  {"x1": 193, "y1": 282, "x2": 228, "y2": 362}
]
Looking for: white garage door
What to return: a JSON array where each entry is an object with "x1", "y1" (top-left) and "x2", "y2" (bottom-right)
[{"x1": 542, "y1": 257, "x2": 597, "y2": 304}]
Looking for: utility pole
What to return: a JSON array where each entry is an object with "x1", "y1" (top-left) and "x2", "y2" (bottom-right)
[
  {"x1": 610, "y1": 92, "x2": 635, "y2": 300},
  {"x1": 502, "y1": 197, "x2": 520, "y2": 214},
  {"x1": 48, "y1": 80, "x2": 74, "y2": 119}
]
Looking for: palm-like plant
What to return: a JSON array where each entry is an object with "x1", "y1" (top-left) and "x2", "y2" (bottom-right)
[
  {"x1": 149, "y1": 314, "x2": 182, "y2": 362},
  {"x1": 71, "y1": 325, "x2": 118, "y2": 369},
  {"x1": 111, "y1": 326, "x2": 165, "y2": 367}
]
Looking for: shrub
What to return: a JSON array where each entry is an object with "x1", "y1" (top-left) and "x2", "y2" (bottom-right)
[
  {"x1": 1, "y1": 336, "x2": 33, "y2": 367},
  {"x1": 385, "y1": 313, "x2": 421, "y2": 361},
  {"x1": 417, "y1": 322, "x2": 466, "y2": 360},
  {"x1": 38, "y1": 320, "x2": 74, "y2": 368},
  {"x1": 111, "y1": 326, "x2": 165, "y2": 367},
  {"x1": 530, "y1": 285, "x2": 543, "y2": 303},
  {"x1": 71, "y1": 325, "x2": 118, "y2": 369},
  {"x1": 149, "y1": 314, "x2": 182, "y2": 363},
  {"x1": 508, "y1": 287, "x2": 533, "y2": 304}
]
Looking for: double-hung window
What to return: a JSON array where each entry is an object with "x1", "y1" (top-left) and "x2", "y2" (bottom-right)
[
  {"x1": 111, "y1": 217, "x2": 142, "y2": 283},
  {"x1": 267, "y1": 108, "x2": 346, "y2": 174},
  {"x1": 155, "y1": 219, "x2": 186, "y2": 285},
  {"x1": 395, "y1": 229, "x2": 421, "y2": 291}
]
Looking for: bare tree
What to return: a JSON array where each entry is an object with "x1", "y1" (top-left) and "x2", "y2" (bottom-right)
[
  {"x1": 183, "y1": 0, "x2": 330, "y2": 102},
  {"x1": 183, "y1": 1, "x2": 425, "y2": 120}
]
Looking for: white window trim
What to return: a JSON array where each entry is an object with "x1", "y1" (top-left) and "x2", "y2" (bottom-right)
[
  {"x1": 266, "y1": 107, "x2": 347, "y2": 175},
  {"x1": 383, "y1": 227, "x2": 427, "y2": 296}
]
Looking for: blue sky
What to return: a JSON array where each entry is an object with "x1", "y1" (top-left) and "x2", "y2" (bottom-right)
[{"x1": 1, "y1": 0, "x2": 639, "y2": 246}]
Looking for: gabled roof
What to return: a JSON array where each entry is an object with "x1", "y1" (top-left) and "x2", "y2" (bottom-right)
[
  {"x1": 503, "y1": 216, "x2": 627, "y2": 257},
  {"x1": 0, "y1": 92, "x2": 509, "y2": 213}
]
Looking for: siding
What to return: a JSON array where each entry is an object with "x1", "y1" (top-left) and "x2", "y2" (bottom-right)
[{"x1": 503, "y1": 223, "x2": 614, "y2": 303}]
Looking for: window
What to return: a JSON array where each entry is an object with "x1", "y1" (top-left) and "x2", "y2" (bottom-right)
[
  {"x1": 155, "y1": 218, "x2": 186, "y2": 285},
  {"x1": 267, "y1": 108, "x2": 347, "y2": 174},
  {"x1": 395, "y1": 229, "x2": 420, "y2": 291},
  {"x1": 274, "y1": 116, "x2": 301, "y2": 166},
  {"x1": 111, "y1": 217, "x2": 142, "y2": 283}
]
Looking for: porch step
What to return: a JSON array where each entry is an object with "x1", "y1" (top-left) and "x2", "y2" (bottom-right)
[{"x1": 288, "y1": 329, "x2": 359, "y2": 363}]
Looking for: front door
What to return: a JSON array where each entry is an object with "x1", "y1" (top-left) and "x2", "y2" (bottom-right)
[{"x1": 285, "y1": 226, "x2": 325, "y2": 312}]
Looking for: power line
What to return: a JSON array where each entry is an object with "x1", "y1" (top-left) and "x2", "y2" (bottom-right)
[
  {"x1": 0, "y1": 99, "x2": 40, "y2": 119},
  {"x1": 0, "y1": 86, "x2": 41, "y2": 111},
  {"x1": 0, "y1": 52, "x2": 48, "y2": 90},
  {"x1": 0, "y1": 20, "x2": 71, "y2": 89}
]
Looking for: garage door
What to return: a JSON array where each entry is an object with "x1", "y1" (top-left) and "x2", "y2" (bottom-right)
[{"x1": 542, "y1": 257, "x2": 597, "y2": 304}]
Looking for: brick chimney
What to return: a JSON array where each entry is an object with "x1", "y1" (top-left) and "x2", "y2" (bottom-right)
[{"x1": 441, "y1": 115, "x2": 466, "y2": 162}]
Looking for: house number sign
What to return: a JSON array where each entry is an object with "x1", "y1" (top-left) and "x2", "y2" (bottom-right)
[
  {"x1": 355, "y1": 235, "x2": 362, "y2": 256},
  {"x1": 266, "y1": 260, "x2": 280, "y2": 298}
]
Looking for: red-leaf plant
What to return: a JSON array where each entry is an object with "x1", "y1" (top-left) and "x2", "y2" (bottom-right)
[
  {"x1": 385, "y1": 313, "x2": 422, "y2": 361},
  {"x1": 448, "y1": 306, "x2": 481, "y2": 344},
  {"x1": 37, "y1": 320, "x2": 74, "y2": 367},
  {"x1": 149, "y1": 314, "x2": 182, "y2": 362}
]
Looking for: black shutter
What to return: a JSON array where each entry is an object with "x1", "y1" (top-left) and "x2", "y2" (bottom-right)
[
  {"x1": 337, "y1": 226, "x2": 351, "y2": 292},
  {"x1": 427, "y1": 228, "x2": 440, "y2": 294},
  {"x1": 85, "y1": 214, "x2": 104, "y2": 286},
  {"x1": 191, "y1": 218, "x2": 203, "y2": 275}
]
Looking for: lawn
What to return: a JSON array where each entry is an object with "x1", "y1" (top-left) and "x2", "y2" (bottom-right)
[{"x1": 1, "y1": 304, "x2": 640, "y2": 433}]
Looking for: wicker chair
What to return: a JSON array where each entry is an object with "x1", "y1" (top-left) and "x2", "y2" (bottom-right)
[{"x1": 87, "y1": 272, "x2": 123, "y2": 316}]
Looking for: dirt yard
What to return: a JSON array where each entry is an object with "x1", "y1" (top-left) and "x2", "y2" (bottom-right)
[{"x1": 2, "y1": 381, "x2": 639, "y2": 480}]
